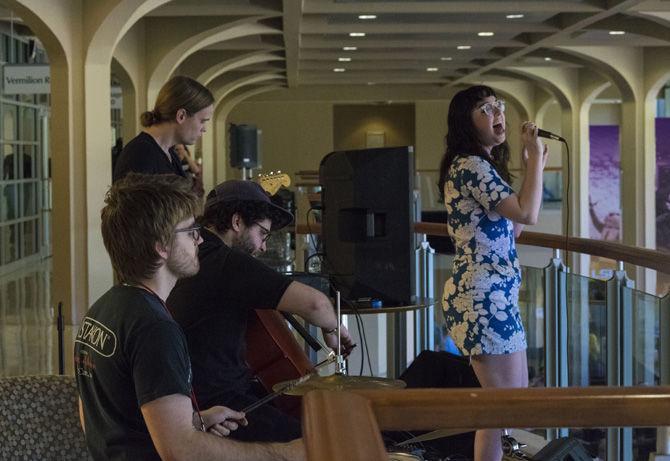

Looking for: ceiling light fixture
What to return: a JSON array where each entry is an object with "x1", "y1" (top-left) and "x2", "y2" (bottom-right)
[
  {"x1": 426, "y1": 67, "x2": 438, "y2": 72},
  {"x1": 440, "y1": 57, "x2": 453, "y2": 61},
  {"x1": 457, "y1": 45, "x2": 471, "y2": 50},
  {"x1": 349, "y1": 32, "x2": 366, "y2": 37},
  {"x1": 478, "y1": 32, "x2": 494, "y2": 37},
  {"x1": 358, "y1": 15, "x2": 377, "y2": 20},
  {"x1": 609, "y1": 30, "x2": 626, "y2": 35},
  {"x1": 343, "y1": 46, "x2": 357, "y2": 51},
  {"x1": 506, "y1": 14, "x2": 524, "y2": 19},
  {"x1": 338, "y1": 57, "x2": 351, "y2": 62},
  {"x1": 333, "y1": 68, "x2": 346, "y2": 72},
  {"x1": 544, "y1": 57, "x2": 552, "y2": 61}
]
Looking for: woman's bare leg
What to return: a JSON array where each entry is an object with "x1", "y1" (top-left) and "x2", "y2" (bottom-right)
[{"x1": 470, "y1": 350, "x2": 528, "y2": 461}]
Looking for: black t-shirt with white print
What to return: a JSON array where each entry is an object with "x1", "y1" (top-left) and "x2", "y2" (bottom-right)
[{"x1": 74, "y1": 285, "x2": 192, "y2": 460}]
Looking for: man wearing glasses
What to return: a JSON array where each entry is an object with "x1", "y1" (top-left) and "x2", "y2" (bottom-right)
[
  {"x1": 75, "y1": 174, "x2": 302, "y2": 460},
  {"x1": 167, "y1": 179, "x2": 355, "y2": 443}
]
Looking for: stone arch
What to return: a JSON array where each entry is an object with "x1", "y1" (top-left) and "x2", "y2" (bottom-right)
[
  {"x1": 84, "y1": 0, "x2": 173, "y2": 303},
  {"x1": 199, "y1": 50, "x2": 284, "y2": 86},
  {"x1": 147, "y1": 18, "x2": 282, "y2": 105},
  {"x1": 111, "y1": 57, "x2": 137, "y2": 143},
  {"x1": 212, "y1": 73, "x2": 285, "y2": 104},
  {"x1": 2, "y1": 0, "x2": 82, "y2": 320}
]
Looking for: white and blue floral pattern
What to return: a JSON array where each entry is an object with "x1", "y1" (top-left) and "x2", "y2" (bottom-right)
[{"x1": 442, "y1": 155, "x2": 526, "y2": 356}]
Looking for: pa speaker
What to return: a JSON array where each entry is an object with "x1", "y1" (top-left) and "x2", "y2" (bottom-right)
[
  {"x1": 229, "y1": 123, "x2": 261, "y2": 169},
  {"x1": 319, "y1": 146, "x2": 415, "y2": 306}
]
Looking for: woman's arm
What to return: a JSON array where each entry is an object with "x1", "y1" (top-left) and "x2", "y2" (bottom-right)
[{"x1": 496, "y1": 123, "x2": 548, "y2": 225}]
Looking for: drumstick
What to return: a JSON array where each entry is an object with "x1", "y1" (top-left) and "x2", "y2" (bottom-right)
[{"x1": 241, "y1": 356, "x2": 335, "y2": 414}]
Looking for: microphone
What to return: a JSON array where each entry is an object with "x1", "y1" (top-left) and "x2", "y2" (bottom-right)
[{"x1": 537, "y1": 128, "x2": 566, "y2": 142}]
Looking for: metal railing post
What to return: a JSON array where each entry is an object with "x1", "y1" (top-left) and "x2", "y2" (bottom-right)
[
  {"x1": 543, "y1": 249, "x2": 569, "y2": 440},
  {"x1": 606, "y1": 261, "x2": 634, "y2": 461},
  {"x1": 415, "y1": 235, "x2": 435, "y2": 353}
]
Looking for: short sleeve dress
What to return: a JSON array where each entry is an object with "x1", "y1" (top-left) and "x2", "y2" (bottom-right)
[{"x1": 442, "y1": 155, "x2": 527, "y2": 356}]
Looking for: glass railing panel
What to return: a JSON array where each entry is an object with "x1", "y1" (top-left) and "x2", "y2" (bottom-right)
[
  {"x1": 566, "y1": 272, "x2": 607, "y2": 386},
  {"x1": 564, "y1": 272, "x2": 608, "y2": 457},
  {"x1": 431, "y1": 252, "x2": 453, "y2": 353},
  {"x1": 519, "y1": 265, "x2": 546, "y2": 387},
  {"x1": 626, "y1": 286, "x2": 661, "y2": 461}
]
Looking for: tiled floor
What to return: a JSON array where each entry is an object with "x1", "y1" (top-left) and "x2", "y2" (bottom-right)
[{"x1": 0, "y1": 259, "x2": 75, "y2": 377}]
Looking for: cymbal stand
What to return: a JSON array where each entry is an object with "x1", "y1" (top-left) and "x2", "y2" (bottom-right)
[{"x1": 336, "y1": 291, "x2": 346, "y2": 375}]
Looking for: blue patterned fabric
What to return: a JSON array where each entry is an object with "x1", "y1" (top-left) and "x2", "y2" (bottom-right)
[{"x1": 442, "y1": 155, "x2": 527, "y2": 356}]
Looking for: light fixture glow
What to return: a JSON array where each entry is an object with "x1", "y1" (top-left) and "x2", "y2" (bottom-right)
[
  {"x1": 440, "y1": 57, "x2": 453, "y2": 61},
  {"x1": 457, "y1": 45, "x2": 472, "y2": 50},
  {"x1": 338, "y1": 57, "x2": 351, "y2": 62},
  {"x1": 333, "y1": 68, "x2": 346, "y2": 72},
  {"x1": 358, "y1": 14, "x2": 377, "y2": 20},
  {"x1": 506, "y1": 14, "x2": 524, "y2": 19},
  {"x1": 478, "y1": 32, "x2": 494, "y2": 37},
  {"x1": 544, "y1": 57, "x2": 552, "y2": 61},
  {"x1": 349, "y1": 32, "x2": 366, "y2": 37},
  {"x1": 609, "y1": 30, "x2": 626, "y2": 35},
  {"x1": 426, "y1": 67, "x2": 438, "y2": 72},
  {"x1": 343, "y1": 46, "x2": 358, "y2": 51}
]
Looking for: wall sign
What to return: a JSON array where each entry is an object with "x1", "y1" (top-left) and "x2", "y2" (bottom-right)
[{"x1": 3, "y1": 64, "x2": 50, "y2": 94}]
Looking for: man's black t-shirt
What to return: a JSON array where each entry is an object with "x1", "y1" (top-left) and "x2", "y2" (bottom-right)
[
  {"x1": 112, "y1": 132, "x2": 185, "y2": 182},
  {"x1": 167, "y1": 228, "x2": 292, "y2": 407},
  {"x1": 75, "y1": 285, "x2": 192, "y2": 460}
]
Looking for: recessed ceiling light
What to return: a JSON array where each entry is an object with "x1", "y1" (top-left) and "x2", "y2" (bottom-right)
[
  {"x1": 457, "y1": 45, "x2": 472, "y2": 50},
  {"x1": 349, "y1": 32, "x2": 366, "y2": 37},
  {"x1": 544, "y1": 57, "x2": 552, "y2": 61},
  {"x1": 440, "y1": 57, "x2": 453, "y2": 61},
  {"x1": 609, "y1": 30, "x2": 626, "y2": 35},
  {"x1": 358, "y1": 15, "x2": 377, "y2": 20},
  {"x1": 333, "y1": 68, "x2": 346, "y2": 72},
  {"x1": 478, "y1": 32, "x2": 494, "y2": 37},
  {"x1": 338, "y1": 57, "x2": 351, "y2": 62},
  {"x1": 343, "y1": 46, "x2": 358, "y2": 51},
  {"x1": 426, "y1": 67, "x2": 438, "y2": 72},
  {"x1": 506, "y1": 14, "x2": 524, "y2": 19}
]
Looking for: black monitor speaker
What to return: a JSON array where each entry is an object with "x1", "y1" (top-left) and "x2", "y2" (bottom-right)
[
  {"x1": 319, "y1": 146, "x2": 416, "y2": 307},
  {"x1": 229, "y1": 123, "x2": 261, "y2": 169}
]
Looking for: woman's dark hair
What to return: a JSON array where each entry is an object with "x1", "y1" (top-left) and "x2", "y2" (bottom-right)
[
  {"x1": 140, "y1": 76, "x2": 214, "y2": 127},
  {"x1": 437, "y1": 85, "x2": 513, "y2": 200}
]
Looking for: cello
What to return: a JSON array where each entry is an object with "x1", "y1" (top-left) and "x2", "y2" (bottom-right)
[
  {"x1": 245, "y1": 309, "x2": 326, "y2": 418},
  {"x1": 245, "y1": 172, "x2": 328, "y2": 418}
]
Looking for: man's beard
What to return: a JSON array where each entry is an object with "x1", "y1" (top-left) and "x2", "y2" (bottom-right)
[
  {"x1": 231, "y1": 231, "x2": 257, "y2": 256},
  {"x1": 166, "y1": 244, "x2": 200, "y2": 278}
]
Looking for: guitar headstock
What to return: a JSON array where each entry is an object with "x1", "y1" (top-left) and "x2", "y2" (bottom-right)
[{"x1": 256, "y1": 171, "x2": 291, "y2": 196}]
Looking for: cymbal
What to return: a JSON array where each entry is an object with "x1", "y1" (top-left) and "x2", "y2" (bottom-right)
[{"x1": 273, "y1": 373, "x2": 406, "y2": 396}]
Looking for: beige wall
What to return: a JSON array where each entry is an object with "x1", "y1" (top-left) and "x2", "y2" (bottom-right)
[
  {"x1": 227, "y1": 101, "x2": 334, "y2": 181},
  {"x1": 333, "y1": 104, "x2": 415, "y2": 151}
]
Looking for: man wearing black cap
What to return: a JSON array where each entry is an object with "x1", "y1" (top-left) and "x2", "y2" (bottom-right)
[{"x1": 167, "y1": 180, "x2": 354, "y2": 443}]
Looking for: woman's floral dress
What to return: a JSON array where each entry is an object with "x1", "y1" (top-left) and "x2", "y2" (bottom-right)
[{"x1": 442, "y1": 155, "x2": 527, "y2": 356}]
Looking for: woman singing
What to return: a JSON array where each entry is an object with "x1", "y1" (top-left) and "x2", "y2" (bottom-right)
[{"x1": 438, "y1": 85, "x2": 548, "y2": 460}]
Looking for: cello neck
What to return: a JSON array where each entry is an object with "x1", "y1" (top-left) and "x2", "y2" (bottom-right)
[{"x1": 281, "y1": 311, "x2": 324, "y2": 353}]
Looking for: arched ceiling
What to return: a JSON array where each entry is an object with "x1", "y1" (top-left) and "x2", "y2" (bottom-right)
[
  {"x1": 140, "y1": 0, "x2": 670, "y2": 90},
  {"x1": 2, "y1": 0, "x2": 669, "y2": 92}
]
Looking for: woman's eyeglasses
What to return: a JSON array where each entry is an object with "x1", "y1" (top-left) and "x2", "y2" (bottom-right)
[
  {"x1": 174, "y1": 224, "x2": 201, "y2": 242},
  {"x1": 477, "y1": 99, "x2": 505, "y2": 116}
]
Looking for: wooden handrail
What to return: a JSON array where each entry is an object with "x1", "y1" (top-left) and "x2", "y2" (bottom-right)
[
  {"x1": 414, "y1": 222, "x2": 670, "y2": 274},
  {"x1": 295, "y1": 221, "x2": 670, "y2": 274},
  {"x1": 302, "y1": 386, "x2": 670, "y2": 461}
]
